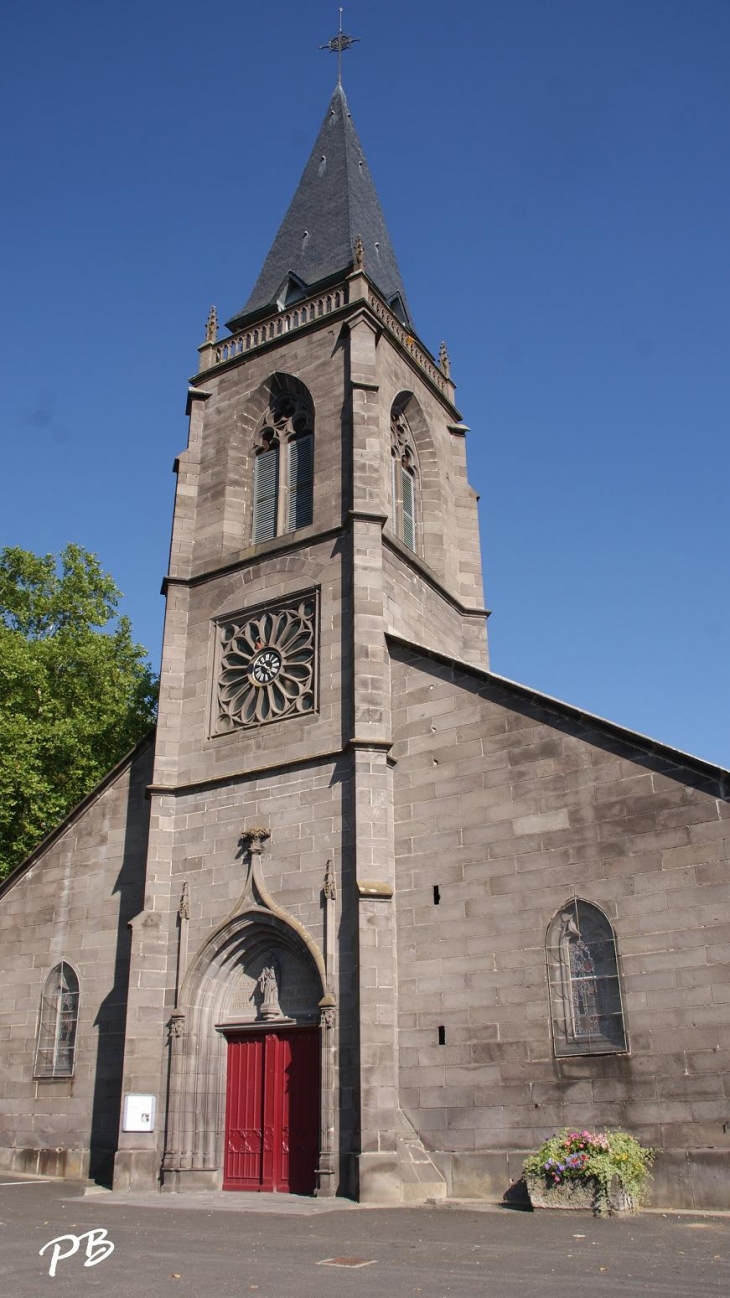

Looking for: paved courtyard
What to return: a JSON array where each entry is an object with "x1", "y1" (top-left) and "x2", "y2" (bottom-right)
[{"x1": 1, "y1": 1176, "x2": 728, "y2": 1297}]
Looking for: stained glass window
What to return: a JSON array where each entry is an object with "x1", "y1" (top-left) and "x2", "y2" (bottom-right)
[
  {"x1": 34, "y1": 961, "x2": 79, "y2": 1078},
  {"x1": 547, "y1": 900, "x2": 627, "y2": 1056}
]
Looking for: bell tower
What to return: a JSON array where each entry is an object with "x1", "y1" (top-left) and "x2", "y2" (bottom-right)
[{"x1": 116, "y1": 74, "x2": 488, "y2": 1200}]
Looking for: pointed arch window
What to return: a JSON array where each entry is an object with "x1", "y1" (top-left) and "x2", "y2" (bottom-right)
[
  {"x1": 34, "y1": 961, "x2": 79, "y2": 1078},
  {"x1": 390, "y1": 406, "x2": 418, "y2": 553},
  {"x1": 253, "y1": 388, "x2": 314, "y2": 544},
  {"x1": 546, "y1": 900, "x2": 627, "y2": 1057}
]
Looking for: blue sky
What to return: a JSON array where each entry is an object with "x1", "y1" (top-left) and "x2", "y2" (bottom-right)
[{"x1": 2, "y1": 1, "x2": 728, "y2": 765}]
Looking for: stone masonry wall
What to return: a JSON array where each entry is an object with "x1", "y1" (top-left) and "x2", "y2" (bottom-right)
[
  {"x1": 390, "y1": 644, "x2": 730, "y2": 1208},
  {"x1": 375, "y1": 337, "x2": 485, "y2": 615},
  {"x1": 167, "y1": 758, "x2": 346, "y2": 980},
  {"x1": 160, "y1": 539, "x2": 348, "y2": 791},
  {"x1": 189, "y1": 326, "x2": 348, "y2": 576},
  {"x1": 0, "y1": 740, "x2": 153, "y2": 1182},
  {"x1": 383, "y1": 547, "x2": 487, "y2": 670},
  {"x1": 116, "y1": 752, "x2": 357, "y2": 1191}
]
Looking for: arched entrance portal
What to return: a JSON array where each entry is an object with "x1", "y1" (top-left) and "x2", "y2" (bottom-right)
[{"x1": 164, "y1": 906, "x2": 329, "y2": 1195}]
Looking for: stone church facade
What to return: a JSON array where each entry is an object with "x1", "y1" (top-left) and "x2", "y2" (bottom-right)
[{"x1": 1, "y1": 85, "x2": 729, "y2": 1209}]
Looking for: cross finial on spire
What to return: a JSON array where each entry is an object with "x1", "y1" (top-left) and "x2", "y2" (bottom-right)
[{"x1": 319, "y1": 7, "x2": 360, "y2": 87}]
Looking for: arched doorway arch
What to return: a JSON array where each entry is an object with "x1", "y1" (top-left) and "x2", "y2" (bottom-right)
[{"x1": 163, "y1": 904, "x2": 331, "y2": 1193}]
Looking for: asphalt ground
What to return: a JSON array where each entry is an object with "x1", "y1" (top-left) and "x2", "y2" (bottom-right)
[{"x1": 1, "y1": 1177, "x2": 729, "y2": 1298}]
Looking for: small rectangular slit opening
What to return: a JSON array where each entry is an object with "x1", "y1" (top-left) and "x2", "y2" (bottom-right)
[
  {"x1": 433, "y1": 885, "x2": 440, "y2": 905},
  {"x1": 438, "y1": 1026, "x2": 446, "y2": 1046}
]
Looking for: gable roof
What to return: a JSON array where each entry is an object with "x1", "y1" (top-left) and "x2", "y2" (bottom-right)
[
  {"x1": 386, "y1": 633, "x2": 730, "y2": 792},
  {"x1": 0, "y1": 730, "x2": 155, "y2": 900},
  {"x1": 227, "y1": 85, "x2": 413, "y2": 332}
]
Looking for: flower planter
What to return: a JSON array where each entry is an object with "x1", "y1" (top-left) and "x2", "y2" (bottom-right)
[
  {"x1": 526, "y1": 1172, "x2": 639, "y2": 1216},
  {"x1": 523, "y1": 1128, "x2": 652, "y2": 1216}
]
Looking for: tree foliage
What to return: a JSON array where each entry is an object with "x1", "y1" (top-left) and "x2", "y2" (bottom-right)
[{"x1": 0, "y1": 545, "x2": 158, "y2": 880}]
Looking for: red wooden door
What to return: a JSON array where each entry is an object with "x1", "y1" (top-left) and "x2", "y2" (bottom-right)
[{"x1": 224, "y1": 1029, "x2": 319, "y2": 1193}]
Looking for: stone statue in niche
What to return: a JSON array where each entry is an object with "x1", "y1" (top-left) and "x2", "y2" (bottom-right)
[{"x1": 257, "y1": 957, "x2": 284, "y2": 1021}]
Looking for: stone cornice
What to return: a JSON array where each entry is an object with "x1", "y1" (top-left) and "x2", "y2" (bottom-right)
[
  {"x1": 381, "y1": 531, "x2": 491, "y2": 620},
  {"x1": 346, "y1": 306, "x2": 380, "y2": 336},
  {"x1": 146, "y1": 745, "x2": 349, "y2": 799},
  {"x1": 162, "y1": 516, "x2": 490, "y2": 630},
  {"x1": 161, "y1": 523, "x2": 343, "y2": 593},
  {"x1": 190, "y1": 298, "x2": 354, "y2": 384},
  {"x1": 348, "y1": 509, "x2": 388, "y2": 528},
  {"x1": 347, "y1": 738, "x2": 393, "y2": 753},
  {"x1": 189, "y1": 276, "x2": 462, "y2": 420},
  {"x1": 357, "y1": 880, "x2": 394, "y2": 900},
  {"x1": 185, "y1": 386, "x2": 212, "y2": 417},
  {"x1": 147, "y1": 738, "x2": 397, "y2": 800}
]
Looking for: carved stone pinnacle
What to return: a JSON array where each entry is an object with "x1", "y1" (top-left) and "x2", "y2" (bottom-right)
[
  {"x1": 205, "y1": 305, "x2": 218, "y2": 344},
  {"x1": 439, "y1": 340, "x2": 451, "y2": 379},
  {"x1": 323, "y1": 858, "x2": 337, "y2": 901},
  {"x1": 354, "y1": 234, "x2": 365, "y2": 271}
]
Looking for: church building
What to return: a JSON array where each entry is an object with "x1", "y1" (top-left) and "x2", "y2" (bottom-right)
[{"x1": 1, "y1": 74, "x2": 729, "y2": 1210}]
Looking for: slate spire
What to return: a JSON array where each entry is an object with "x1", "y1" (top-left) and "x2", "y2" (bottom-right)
[{"x1": 226, "y1": 85, "x2": 413, "y2": 332}]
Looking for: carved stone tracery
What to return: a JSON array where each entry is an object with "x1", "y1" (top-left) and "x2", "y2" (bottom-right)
[
  {"x1": 255, "y1": 390, "x2": 313, "y2": 452},
  {"x1": 390, "y1": 407, "x2": 416, "y2": 471},
  {"x1": 216, "y1": 593, "x2": 318, "y2": 733}
]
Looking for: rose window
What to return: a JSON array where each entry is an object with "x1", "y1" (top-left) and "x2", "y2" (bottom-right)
[{"x1": 216, "y1": 596, "x2": 317, "y2": 731}]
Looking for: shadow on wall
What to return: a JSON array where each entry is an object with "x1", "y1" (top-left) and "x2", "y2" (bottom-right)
[
  {"x1": 88, "y1": 741, "x2": 152, "y2": 1186},
  {"x1": 337, "y1": 757, "x2": 359, "y2": 1198}
]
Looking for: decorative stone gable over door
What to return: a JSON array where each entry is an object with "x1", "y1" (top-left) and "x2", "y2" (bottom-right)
[{"x1": 162, "y1": 829, "x2": 333, "y2": 1195}]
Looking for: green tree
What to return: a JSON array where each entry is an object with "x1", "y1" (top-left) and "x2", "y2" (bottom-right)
[{"x1": 0, "y1": 545, "x2": 158, "y2": 880}]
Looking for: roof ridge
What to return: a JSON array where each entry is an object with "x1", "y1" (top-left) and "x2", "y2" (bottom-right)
[
  {"x1": 339, "y1": 85, "x2": 355, "y2": 266},
  {"x1": 0, "y1": 729, "x2": 156, "y2": 898},
  {"x1": 385, "y1": 632, "x2": 730, "y2": 787}
]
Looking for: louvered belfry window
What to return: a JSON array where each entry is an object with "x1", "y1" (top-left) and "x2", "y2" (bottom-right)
[
  {"x1": 252, "y1": 386, "x2": 314, "y2": 543},
  {"x1": 546, "y1": 900, "x2": 627, "y2": 1057},
  {"x1": 34, "y1": 961, "x2": 80, "y2": 1078},
  {"x1": 287, "y1": 433, "x2": 314, "y2": 531},
  {"x1": 253, "y1": 445, "x2": 280, "y2": 543},
  {"x1": 401, "y1": 467, "x2": 415, "y2": 551},
  {"x1": 390, "y1": 405, "x2": 418, "y2": 553}
]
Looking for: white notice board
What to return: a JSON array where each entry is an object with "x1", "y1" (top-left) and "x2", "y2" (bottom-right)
[{"x1": 122, "y1": 1094, "x2": 156, "y2": 1133}]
